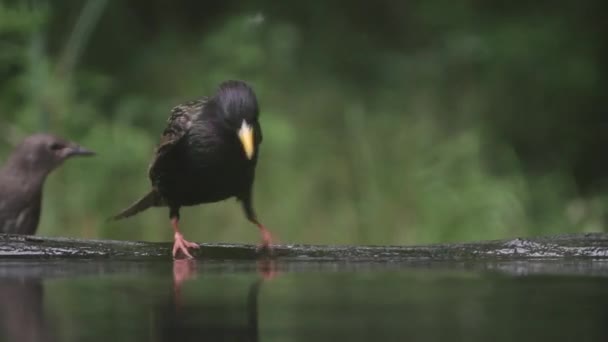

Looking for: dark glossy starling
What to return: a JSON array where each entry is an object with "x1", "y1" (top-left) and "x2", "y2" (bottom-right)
[
  {"x1": 113, "y1": 80, "x2": 273, "y2": 259},
  {"x1": 0, "y1": 134, "x2": 95, "y2": 235}
]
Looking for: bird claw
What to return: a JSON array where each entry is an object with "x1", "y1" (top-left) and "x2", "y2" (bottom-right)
[
  {"x1": 255, "y1": 243, "x2": 273, "y2": 255},
  {"x1": 173, "y1": 233, "x2": 200, "y2": 259},
  {"x1": 255, "y1": 228, "x2": 274, "y2": 255}
]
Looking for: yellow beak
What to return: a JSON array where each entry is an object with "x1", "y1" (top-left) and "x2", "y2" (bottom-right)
[{"x1": 238, "y1": 120, "x2": 255, "y2": 160}]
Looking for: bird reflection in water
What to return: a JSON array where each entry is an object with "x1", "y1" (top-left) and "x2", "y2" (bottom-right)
[
  {"x1": 167, "y1": 258, "x2": 278, "y2": 342},
  {"x1": 0, "y1": 259, "x2": 278, "y2": 342},
  {"x1": 0, "y1": 279, "x2": 56, "y2": 342}
]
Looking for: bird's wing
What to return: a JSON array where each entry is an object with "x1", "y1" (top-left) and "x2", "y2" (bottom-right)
[
  {"x1": 148, "y1": 98, "x2": 208, "y2": 177},
  {"x1": 157, "y1": 99, "x2": 208, "y2": 152},
  {"x1": 0, "y1": 178, "x2": 42, "y2": 234},
  {"x1": 0, "y1": 187, "x2": 18, "y2": 233}
]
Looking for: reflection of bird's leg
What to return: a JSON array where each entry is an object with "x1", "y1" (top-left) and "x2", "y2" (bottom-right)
[
  {"x1": 247, "y1": 262, "x2": 279, "y2": 342},
  {"x1": 170, "y1": 208, "x2": 199, "y2": 259},
  {"x1": 256, "y1": 258, "x2": 278, "y2": 280},
  {"x1": 247, "y1": 279, "x2": 263, "y2": 342},
  {"x1": 172, "y1": 259, "x2": 197, "y2": 310}
]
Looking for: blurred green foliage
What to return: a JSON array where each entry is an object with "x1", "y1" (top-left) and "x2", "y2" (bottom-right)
[{"x1": 0, "y1": 1, "x2": 606, "y2": 245}]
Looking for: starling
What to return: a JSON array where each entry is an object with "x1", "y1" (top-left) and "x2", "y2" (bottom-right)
[
  {"x1": 0, "y1": 133, "x2": 95, "y2": 235},
  {"x1": 113, "y1": 80, "x2": 273, "y2": 259}
]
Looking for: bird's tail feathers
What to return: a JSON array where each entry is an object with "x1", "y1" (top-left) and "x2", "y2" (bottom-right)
[{"x1": 111, "y1": 190, "x2": 163, "y2": 220}]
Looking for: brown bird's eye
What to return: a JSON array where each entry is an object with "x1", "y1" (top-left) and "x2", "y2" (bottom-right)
[{"x1": 50, "y1": 143, "x2": 64, "y2": 151}]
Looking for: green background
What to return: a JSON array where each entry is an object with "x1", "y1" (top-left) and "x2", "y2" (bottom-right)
[{"x1": 1, "y1": 1, "x2": 607, "y2": 245}]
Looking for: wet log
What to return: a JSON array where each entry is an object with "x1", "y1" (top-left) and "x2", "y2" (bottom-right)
[{"x1": 1, "y1": 232, "x2": 608, "y2": 261}]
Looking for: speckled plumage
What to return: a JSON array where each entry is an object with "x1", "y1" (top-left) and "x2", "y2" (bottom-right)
[{"x1": 113, "y1": 80, "x2": 271, "y2": 258}]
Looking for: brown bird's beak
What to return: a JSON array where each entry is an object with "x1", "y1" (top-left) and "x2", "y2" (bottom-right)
[
  {"x1": 238, "y1": 120, "x2": 255, "y2": 160},
  {"x1": 66, "y1": 144, "x2": 96, "y2": 157}
]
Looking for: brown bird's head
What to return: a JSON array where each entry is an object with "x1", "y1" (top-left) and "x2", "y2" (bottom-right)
[
  {"x1": 3, "y1": 133, "x2": 95, "y2": 176},
  {"x1": 214, "y1": 80, "x2": 261, "y2": 160}
]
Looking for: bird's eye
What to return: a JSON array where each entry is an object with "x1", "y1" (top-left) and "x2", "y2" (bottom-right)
[{"x1": 49, "y1": 143, "x2": 64, "y2": 151}]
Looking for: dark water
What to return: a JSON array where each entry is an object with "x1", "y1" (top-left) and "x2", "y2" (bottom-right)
[{"x1": 1, "y1": 259, "x2": 608, "y2": 342}]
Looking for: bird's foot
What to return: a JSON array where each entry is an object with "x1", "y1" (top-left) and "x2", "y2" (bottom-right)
[
  {"x1": 255, "y1": 223, "x2": 274, "y2": 254},
  {"x1": 172, "y1": 232, "x2": 200, "y2": 259}
]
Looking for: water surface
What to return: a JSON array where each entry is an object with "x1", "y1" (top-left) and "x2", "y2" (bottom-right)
[{"x1": 1, "y1": 259, "x2": 607, "y2": 341}]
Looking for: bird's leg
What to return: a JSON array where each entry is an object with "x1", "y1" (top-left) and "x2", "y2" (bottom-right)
[
  {"x1": 249, "y1": 218, "x2": 274, "y2": 254},
  {"x1": 170, "y1": 213, "x2": 199, "y2": 259},
  {"x1": 241, "y1": 195, "x2": 274, "y2": 252},
  {"x1": 255, "y1": 222, "x2": 273, "y2": 249}
]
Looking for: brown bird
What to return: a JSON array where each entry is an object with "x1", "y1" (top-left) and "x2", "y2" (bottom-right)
[
  {"x1": 0, "y1": 133, "x2": 95, "y2": 234},
  {"x1": 113, "y1": 80, "x2": 273, "y2": 259}
]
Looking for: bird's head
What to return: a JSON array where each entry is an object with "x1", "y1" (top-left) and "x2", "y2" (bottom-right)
[
  {"x1": 7, "y1": 133, "x2": 95, "y2": 175},
  {"x1": 214, "y1": 80, "x2": 261, "y2": 160}
]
